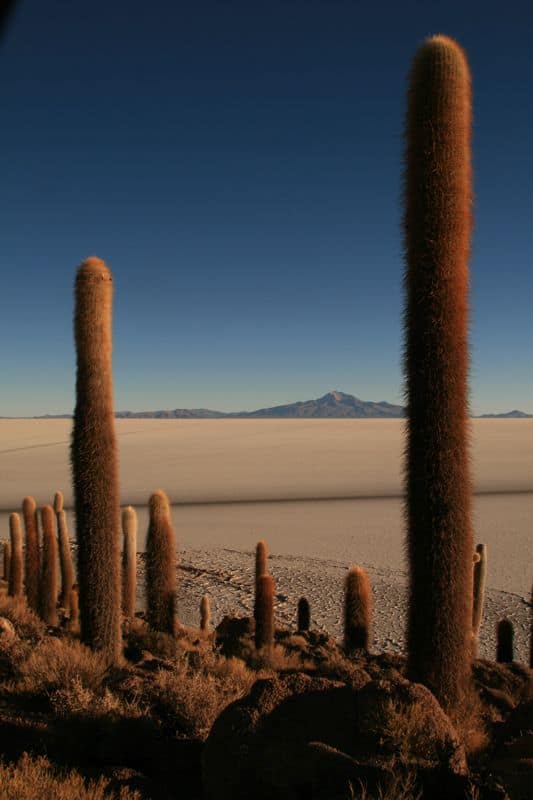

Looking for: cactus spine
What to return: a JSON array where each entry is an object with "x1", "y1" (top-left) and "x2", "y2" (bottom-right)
[
  {"x1": 3, "y1": 540, "x2": 12, "y2": 583},
  {"x1": 255, "y1": 574, "x2": 275, "y2": 651},
  {"x1": 71, "y1": 257, "x2": 121, "y2": 664},
  {"x1": 145, "y1": 490, "x2": 177, "y2": 634},
  {"x1": 22, "y1": 496, "x2": 40, "y2": 612},
  {"x1": 8, "y1": 513, "x2": 23, "y2": 597},
  {"x1": 122, "y1": 506, "x2": 138, "y2": 618},
  {"x1": 200, "y1": 594, "x2": 211, "y2": 633},
  {"x1": 40, "y1": 505, "x2": 59, "y2": 626},
  {"x1": 496, "y1": 619, "x2": 514, "y2": 663},
  {"x1": 403, "y1": 35, "x2": 474, "y2": 710},
  {"x1": 297, "y1": 597, "x2": 310, "y2": 632},
  {"x1": 54, "y1": 492, "x2": 75, "y2": 611},
  {"x1": 472, "y1": 543, "x2": 487, "y2": 657},
  {"x1": 344, "y1": 566, "x2": 372, "y2": 653}
]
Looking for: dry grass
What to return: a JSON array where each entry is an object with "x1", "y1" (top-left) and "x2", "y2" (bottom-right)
[
  {"x1": 0, "y1": 753, "x2": 140, "y2": 800},
  {"x1": 16, "y1": 638, "x2": 110, "y2": 694},
  {"x1": 0, "y1": 594, "x2": 45, "y2": 642},
  {"x1": 349, "y1": 769, "x2": 422, "y2": 800}
]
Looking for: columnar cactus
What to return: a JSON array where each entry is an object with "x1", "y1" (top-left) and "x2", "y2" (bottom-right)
[
  {"x1": 121, "y1": 506, "x2": 138, "y2": 618},
  {"x1": 297, "y1": 597, "x2": 310, "y2": 632},
  {"x1": 71, "y1": 257, "x2": 121, "y2": 664},
  {"x1": 8, "y1": 513, "x2": 23, "y2": 597},
  {"x1": 530, "y1": 584, "x2": 533, "y2": 669},
  {"x1": 403, "y1": 35, "x2": 474, "y2": 710},
  {"x1": 343, "y1": 566, "x2": 372, "y2": 653},
  {"x1": 40, "y1": 505, "x2": 59, "y2": 626},
  {"x1": 22, "y1": 496, "x2": 40, "y2": 612},
  {"x1": 3, "y1": 540, "x2": 11, "y2": 583},
  {"x1": 54, "y1": 492, "x2": 75, "y2": 611},
  {"x1": 254, "y1": 574, "x2": 275, "y2": 652},
  {"x1": 145, "y1": 490, "x2": 177, "y2": 634},
  {"x1": 472, "y1": 543, "x2": 487, "y2": 657},
  {"x1": 200, "y1": 594, "x2": 211, "y2": 633},
  {"x1": 69, "y1": 586, "x2": 80, "y2": 633},
  {"x1": 254, "y1": 539, "x2": 268, "y2": 620},
  {"x1": 496, "y1": 619, "x2": 514, "y2": 663}
]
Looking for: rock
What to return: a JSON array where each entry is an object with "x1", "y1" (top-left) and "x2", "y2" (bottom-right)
[
  {"x1": 215, "y1": 615, "x2": 254, "y2": 658},
  {"x1": 202, "y1": 671, "x2": 467, "y2": 800},
  {"x1": 0, "y1": 617, "x2": 17, "y2": 640}
]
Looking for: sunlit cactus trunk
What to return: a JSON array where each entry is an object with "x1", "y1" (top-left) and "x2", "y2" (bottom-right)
[
  {"x1": 145, "y1": 490, "x2": 177, "y2": 634},
  {"x1": 343, "y1": 565, "x2": 372, "y2": 653},
  {"x1": 122, "y1": 506, "x2": 138, "y2": 618},
  {"x1": 40, "y1": 505, "x2": 59, "y2": 626},
  {"x1": 22, "y1": 496, "x2": 40, "y2": 612},
  {"x1": 403, "y1": 35, "x2": 474, "y2": 710},
  {"x1": 472, "y1": 543, "x2": 487, "y2": 657},
  {"x1": 54, "y1": 492, "x2": 75, "y2": 611},
  {"x1": 71, "y1": 257, "x2": 121, "y2": 664},
  {"x1": 8, "y1": 513, "x2": 23, "y2": 597}
]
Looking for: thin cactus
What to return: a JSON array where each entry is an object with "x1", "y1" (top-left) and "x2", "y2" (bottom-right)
[
  {"x1": 344, "y1": 566, "x2": 372, "y2": 653},
  {"x1": 403, "y1": 35, "x2": 474, "y2": 711},
  {"x1": 40, "y1": 505, "x2": 59, "y2": 626},
  {"x1": 22, "y1": 496, "x2": 40, "y2": 612},
  {"x1": 68, "y1": 586, "x2": 80, "y2": 633},
  {"x1": 297, "y1": 597, "x2": 310, "y2": 632},
  {"x1": 255, "y1": 574, "x2": 275, "y2": 652},
  {"x1": 145, "y1": 490, "x2": 177, "y2": 634},
  {"x1": 8, "y1": 513, "x2": 23, "y2": 597},
  {"x1": 3, "y1": 540, "x2": 11, "y2": 583},
  {"x1": 71, "y1": 256, "x2": 121, "y2": 664},
  {"x1": 122, "y1": 506, "x2": 138, "y2": 618},
  {"x1": 472, "y1": 543, "x2": 487, "y2": 657},
  {"x1": 200, "y1": 594, "x2": 211, "y2": 633},
  {"x1": 254, "y1": 539, "x2": 269, "y2": 620},
  {"x1": 54, "y1": 491, "x2": 75, "y2": 611},
  {"x1": 496, "y1": 619, "x2": 514, "y2": 663}
]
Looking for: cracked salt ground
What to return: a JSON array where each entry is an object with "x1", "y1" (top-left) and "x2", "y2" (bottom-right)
[{"x1": 136, "y1": 548, "x2": 530, "y2": 663}]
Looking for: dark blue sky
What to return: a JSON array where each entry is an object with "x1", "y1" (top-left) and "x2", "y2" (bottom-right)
[{"x1": 1, "y1": 0, "x2": 531, "y2": 415}]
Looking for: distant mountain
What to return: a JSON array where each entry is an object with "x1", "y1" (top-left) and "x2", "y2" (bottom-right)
[
  {"x1": 477, "y1": 410, "x2": 533, "y2": 419},
  {"x1": 3, "y1": 393, "x2": 531, "y2": 419}
]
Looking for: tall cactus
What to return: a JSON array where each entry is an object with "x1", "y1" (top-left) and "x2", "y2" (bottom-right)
[
  {"x1": 22, "y1": 496, "x2": 40, "y2": 612},
  {"x1": 344, "y1": 566, "x2": 372, "y2": 653},
  {"x1": 496, "y1": 619, "x2": 514, "y2": 663},
  {"x1": 8, "y1": 513, "x2": 23, "y2": 597},
  {"x1": 3, "y1": 540, "x2": 11, "y2": 583},
  {"x1": 122, "y1": 506, "x2": 138, "y2": 618},
  {"x1": 255, "y1": 574, "x2": 275, "y2": 652},
  {"x1": 403, "y1": 35, "x2": 474, "y2": 710},
  {"x1": 40, "y1": 505, "x2": 59, "y2": 626},
  {"x1": 145, "y1": 490, "x2": 177, "y2": 634},
  {"x1": 254, "y1": 539, "x2": 268, "y2": 621},
  {"x1": 54, "y1": 491, "x2": 75, "y2": 611},
  {"x1": 71, "y1": 256, "x2": 121, "y2": 664},
  {"x1": 472, "y1": 543, "x2": 487, "y2": 657}
]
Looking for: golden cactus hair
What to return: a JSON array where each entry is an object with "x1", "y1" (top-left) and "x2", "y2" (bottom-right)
[
  {"x1": 121, "y1": 506, "x2": 138, "y2": 618},
  {"x1": 22, "y1": 496, "x2": 40, "y2": 612},
  {"x1": 8, "y1": 513, "x2": 23, "y2": 598},
  {"x1": 145, "y1": 490, "x2": 177, "y2": 634},
  {"x1": 71, "y1": 256, "x2": 121, "y2": 663},
  {"x1": 39, "y1": 505, "x2": 59, "y2": 626},
  {"x1": 403, "y1": 35, "x2": 474, "y2": 711},
  {"x1": 343, "y1": 565, "x2": 372, "y2": 653}
]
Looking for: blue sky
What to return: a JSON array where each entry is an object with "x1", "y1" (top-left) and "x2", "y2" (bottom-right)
[{"x1": 1, "y1": 0, "x2": 531, "y2": 416}]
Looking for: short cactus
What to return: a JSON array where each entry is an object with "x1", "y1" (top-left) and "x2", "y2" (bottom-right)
[
  {"x1": 496, "y1": 619, "x2": 514, "y2": 663},
  {"x1": 54, "y1": 492, "x2": 75, "y2": 611},
  {"x1": 40, "y1": 505, "x2": 59, "y2": 626},
  {"x1": 472, "y1": 543, "x2": 487, "y2": 657},
  {"x1": 122, "y1": 506, "x2": 138, "y2": 618},
  {"x1": 200, "y1": 594, "x2": 211, "y2": 633},
  {"x1": 344, "y1": 565, "x2": 372, "y2": 653},
  {"x1": 145, "y1": 490, "x2": 177, "y2": 634},
  {"x1": 297, "y1": 597, "x2": 310, "y2": 632},
  {"x1": 254, "y1": 540, "x2": 269, "y2": 621},
  {"x1": 255, "y1": 574, "x2": 275, "y2": 652},
  {"x1": 22, "y1": 496, "x2": 40, "y2": 612},
  {"x1": 3, "y1": 540, "x2": 11, "y2": 583},
  {"x1": 8, "y1": 513, "x2": 23, "y2": 597}
]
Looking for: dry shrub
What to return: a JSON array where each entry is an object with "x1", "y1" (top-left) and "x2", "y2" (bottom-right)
[
  {"x1": 17, "y1": 638, "x2": 109, "y2": 693},
  {"x1": 0, "y1": 595, "x2": 45, "y2": 642},
  {"x1": 0, "y1": 753, "x2": 140, "y2": 800},
  {"x1": 350, "y1": 768, "x2": 421, "y2": 800},
  {"x1": 449, "y1": 689, "x2": 490, "y2": 759},
  {"x1": 50, "y1": 676, "x2": 143, "y2": 720}
]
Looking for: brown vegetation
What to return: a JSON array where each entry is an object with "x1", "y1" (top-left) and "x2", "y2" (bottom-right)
[
  {"x1": 344, "y1": 565, "x2": 372, "y2": 653},
  {"x1": 121, "y1": 506, "x2": 137, "y2": 619},
  {"x1": 22, "y1": 496, "x2": 40, "y2": 613},
  {"x1": 39, "y1": 505, "x2": 59, "y2": 626}
]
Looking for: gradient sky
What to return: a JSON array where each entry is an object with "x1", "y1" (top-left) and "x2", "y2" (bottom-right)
[{"x1": 1, "y1": 0, "x2": 531, "y2": 416}]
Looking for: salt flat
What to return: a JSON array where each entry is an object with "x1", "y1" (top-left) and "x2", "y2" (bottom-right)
[{"x1": 0, "y1": 419, "x2": 531, "y2": 595}]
